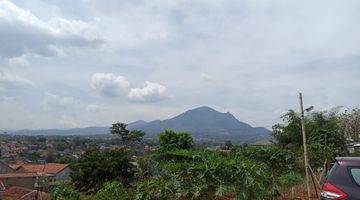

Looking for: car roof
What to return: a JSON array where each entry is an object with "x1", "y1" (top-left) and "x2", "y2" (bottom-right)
[{"x1": 336, "y1": 157, "x2": 360, "y2": 163}]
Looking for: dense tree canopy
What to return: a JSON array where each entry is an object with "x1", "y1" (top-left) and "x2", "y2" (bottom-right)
[
  {"x1": 158, "y1": 130, "x2": 194, "y2": 151},
  {"x1": 272, "y1": 110, "x2": 346, "y2": 168},
  {"x1": 71, "y1": 148, "x2": 135, "y2": 193}
]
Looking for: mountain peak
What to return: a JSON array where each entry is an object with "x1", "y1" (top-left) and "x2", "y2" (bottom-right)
[
  {"x1": 187, "y1": 106, "x2": 220, "y2": 113},
  {"x1": 9, "y1": 106, "x2": 270, "y2": 143}
]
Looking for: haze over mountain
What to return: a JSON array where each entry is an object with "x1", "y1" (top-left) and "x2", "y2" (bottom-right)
[
  {"x1": 5, "y1": 106, "x2": 270, "y2": 142},
  {"x1": 128, "y1": 106, "x2": 270, "y2": 142}
]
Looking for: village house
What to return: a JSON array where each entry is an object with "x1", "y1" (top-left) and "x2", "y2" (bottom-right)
[
  {"x1": 11, "y1": 163, "x2": 72, "y2": 181},
  {"x1": 0, "y1": 161, "x2": 71, "y2": 190},
  {"x1": 0, "y1": 185, "x2": 48, "y2": 200}
]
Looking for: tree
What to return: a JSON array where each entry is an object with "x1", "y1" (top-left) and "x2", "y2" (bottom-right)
[
  {"x1": 340, "y1": 108, "x2": 360, "y2": 141},
  {"x1": 272, "y1": 110, "x2": 302, "y2": 148},
  {"x1": 158, "y1": 130, "x2": 194, "y2": 151},
  {"x1": 110, "y1": 122, "x2": 145, "y2": 146},
  {"x1": 71, "y1": 148, "x2": 135, "y2": 193},
  {"x1": 224, "y1": 140, "x2": 233, "y2": 150},
  {"x1": 272, "y1": 110, "x2": 346, "y2": 168}
]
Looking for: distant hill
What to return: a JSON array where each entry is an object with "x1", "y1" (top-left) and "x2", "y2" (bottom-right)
[
  {"x1": 6, "y1": 106, "x2": 271, "y2": 143},
  {"x1": 6, "y1": 126, "x2": 109, "y2": 136},
  {"x1": 128, "y1": 106, "x2": 270, "y2": 142}
]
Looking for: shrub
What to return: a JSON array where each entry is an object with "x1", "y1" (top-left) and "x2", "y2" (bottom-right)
[
  {"x1": 234, "y1": 146, "x2": 298, "y2": 174},
  {"x1": 50, "y1": 184, "x2": 81, "y2": 200},
  {"x1": 90, "y1": 181, "x2": 134, "y2": 200},
  {"x1": 158, "y1": 130, "x2": 194, "y2": 151},
  {"x1": 136, "y1": 149, "x2": 278, "y2": 200}
]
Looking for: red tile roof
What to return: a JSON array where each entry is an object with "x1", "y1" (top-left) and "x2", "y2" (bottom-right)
[
  {"x1": 9, "y1": 164, "x2": 22, "y2": 170},
  {"x1": 16, "y1": 163, "x2": 69, "y2": 175},
  {"x1": 1, "y1": 186, "x2": 48, "y2": 200}
]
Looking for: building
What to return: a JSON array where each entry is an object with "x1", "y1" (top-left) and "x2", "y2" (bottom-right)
[
  {"x1": 0, "y1": 172, "x2": 50, "y2": 189},
  {"x1": 12, "y1": 163, "x2": 71, "y2": 181},
  {"x1": 0, "y1": 185, "x2": 48, "y2": 200},
  {"x1": 0, "y1": 161, "x2": 71, "y2": 190},
  {"x1": 0, "y1": 161, "x2": 14, "y2": 174}
]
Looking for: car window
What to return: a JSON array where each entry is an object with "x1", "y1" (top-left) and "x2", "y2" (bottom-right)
[
  {"x1": 325, "y1": 163, "x2": 338, "y2": 182},
  {"x1": 350, "y1": 168, "x2": 360, "y2": 185}
]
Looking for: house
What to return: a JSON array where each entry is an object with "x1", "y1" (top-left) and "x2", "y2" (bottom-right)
[
  {"x1": 0, "y1": 172, "x2": 49, "y2": 189},
  {"x1": 0, "y1": 161, "x2": 15, "y2": 174},
  {"x1": 0, "y1": 185, "x2": 48, "y2": 200},
  {"x1": 13, "y1": 163, "x2": 72, "y2": 181},
  {"x1": 0, "y1": 162, "x2": 71, "y2": 190}
]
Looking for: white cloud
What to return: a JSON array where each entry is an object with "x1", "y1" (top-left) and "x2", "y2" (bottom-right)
[
  {"x1": 90, "y1": 73, "x2": 130, "y2": 98},
  {"x1": 128, "y1": 81, "x2": 169, "y2": 103},
  {"x1": 42, "y1": 92, "x2": 76, "y2": 110},
  {"x1": 58, "y1": 115, "x2": 79, "y2": 128},
  {"x1": 2, "y1": 0, "x2": 360, "y2": 129},
  {"x1": 8, "y1": 55, "x2": 29, "y2": 66},
  {"x1": 0, "y1": 70, "x2": 33, "y2": 89},
  {"x1": 0, "y1": 0, "x2": 103, "y2": 58},
  {"x1": 86, "y1": 104, "x2": 102, "y2": 112},
  {"x1": 200, "y1": 73, "x2": 215, "y2": 83}
]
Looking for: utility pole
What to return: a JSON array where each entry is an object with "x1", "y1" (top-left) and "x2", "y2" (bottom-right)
[{"x1": 299, "y1": 92, "x2": 311, "y2": 199}]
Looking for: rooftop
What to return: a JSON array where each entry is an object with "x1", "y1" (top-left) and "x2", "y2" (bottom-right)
[
  {"x1": 0, "y1": 172, "x2": 52, "y2": 178},
  {"x1": 16, "y1": 163, "x2": 69, "y2": 175},
  {"x1": 0, "y1": 186, "x2": 48, "y2": 200}
]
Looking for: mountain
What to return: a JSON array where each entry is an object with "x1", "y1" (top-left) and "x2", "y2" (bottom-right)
[
  {"x1": 127, "y1": 106, "x2": 270, "y2": 142},
  {"x1": 6, "y1": 106, "x2": 271, "y2": 142},
  {"x1": 7, "y1": 126, "x2": 109, "y2": 136}
]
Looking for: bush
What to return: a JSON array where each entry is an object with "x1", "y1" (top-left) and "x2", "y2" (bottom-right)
[
  {"x1": 136, "y1": 149, "x2": 278, "y2": 199},
  {"x1": 158, "y1": 130, "x2": 194, "y2": 151},
  {"x1": 278, "y1": 172, "x2": 304, "y2": 188},
  {"x1": 234, "y1": 146, "x2": 299, "y2": 174},
  {"x1": 90, "y1": 181, "x2": 134, "y2": 200},
  {"x1": 50, "y1": 184, "x2": 81, "y2": 200}
]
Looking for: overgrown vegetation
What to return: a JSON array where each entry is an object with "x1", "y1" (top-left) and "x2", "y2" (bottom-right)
[{"x1": 50, "y1": 108, "x2": 356, "y2": 199}]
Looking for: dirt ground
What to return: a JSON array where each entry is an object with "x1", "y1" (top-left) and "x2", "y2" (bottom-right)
[{"x1": 277, "y1": 183, "x2": 320, "y2": 200}]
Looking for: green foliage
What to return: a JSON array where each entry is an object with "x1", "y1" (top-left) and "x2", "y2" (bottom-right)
[
  {"x1": 158, "y1": 130, "x2": 194, "y2": 151},
  {"x1": 224, "y1": 140, "x2": 233, "y2": 150},
  {"x1": 110, "y1": 122, "x2": 145, "y2": 145},
  {"x1": 55, "y1": 156, "x2": 78, "y2": 169},
  {"x1": 89, "y1": 181, "x2": 134, "y2": 200},
  {"x1": 137, "y1": 149, "x2": 278, "y2": 200},
  {"x1": 272, "y1": 110, "x2": 302, "y2": 148},
  {"x1": 71, "y1": 148, "x2": 135, "y2": 193},
  {"x1": 278, "y1": 172, "x2": 304, "y2": 188},
  {"x1": 272, "y1": 110, "x2": 346, "y2": 169},
  {"x1": 234, "y1": 146, "x2": 298, "y2": 174},
  {"x1": 135, "y1": 156, "x2": 162, "y2": 180},
  {"x1": 50, "y1": 184, "x2": 81, "y2": 200}
]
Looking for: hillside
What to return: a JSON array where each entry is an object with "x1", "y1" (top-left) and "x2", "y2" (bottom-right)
[
  {"x1": 7, "y1": 106, "x2": 271, "y2": 142},
  {"x1": 128, "y1": 106, "x2": 270, "y2": 142}
]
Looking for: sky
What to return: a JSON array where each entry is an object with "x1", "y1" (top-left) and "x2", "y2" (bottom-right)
[{"x1": 1, "y1": 0, "x2": 360, "y2": 130}]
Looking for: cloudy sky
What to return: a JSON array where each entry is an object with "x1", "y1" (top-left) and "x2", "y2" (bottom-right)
[{"x1": 1, "y1": 0, "x2": 360, "y2": 130}]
